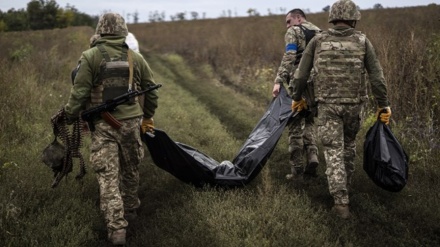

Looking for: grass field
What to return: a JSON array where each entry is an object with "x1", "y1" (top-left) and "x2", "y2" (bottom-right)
[{"x1": 1, "y1": 6, "x2": 439, "y2": 247}]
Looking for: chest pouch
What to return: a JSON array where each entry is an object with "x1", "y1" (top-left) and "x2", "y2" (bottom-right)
[{"x1": 95, "y1": 44, "x2": 135, "y2": 105}]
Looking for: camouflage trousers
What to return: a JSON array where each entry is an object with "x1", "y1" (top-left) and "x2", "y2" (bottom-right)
[
  {"x1": 288, "y1": 110, "x2": 318, "y2": 172},
  {"x1": 317, "y1": 103, "x2": 365, "y2": 205},
  {"x1": 90, "y1": 117, "x2": 144, "y2": 231}
]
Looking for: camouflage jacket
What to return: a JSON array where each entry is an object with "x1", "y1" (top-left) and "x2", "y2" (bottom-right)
[
  {"x1": 65, "y1": 36, "x2": 158, "y2": 122},
  {"x1": 274, "y1": 21, "x2": 321, "y2": 85},
  {"x1": 291, "y1": 26, "x2": 389, "y2": 107}
]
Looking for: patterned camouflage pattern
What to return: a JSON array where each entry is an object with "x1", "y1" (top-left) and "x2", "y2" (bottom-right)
[
  {"x1": 274, "y1": 21, "x2": 321, "y2": 84},
  {"x1": 312, "y1": 29, "x2": 367, "y2": 104},
  {"x1": 90, "y1": 48, "x2": 132, "y2": 107},
  {"x1": 317, "y1": 103, "x2": 365, "y2": 205},
  {"x1": 95, "y1": 13, "x2": 128, "y2": 36},
  {"x1": 288, "y1": 113, "x2": 318, "y2": 173},
  {"x1": 90, "y1": 117, "x2": 144, "y2": 231},
  {"x1": 291, "y1": 27, "x2": 389, "y2": 107},
  {"x1": 275, "y1": 21, "x2": 320, "y2": 174},
  {"x1": 64, "y1": 35, "x2": 158, "y2": 124},
  {"x1": 328, "y1": 0, "x2": 361, "y2": 23},
  {"x1": 290, "y1": 23, "x2": 390, "y2": 207}
]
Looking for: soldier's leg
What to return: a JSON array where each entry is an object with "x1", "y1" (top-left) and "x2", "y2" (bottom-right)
[
  {"x1": 286, "y1": 116, "x2": 305, "y2": 179},
  {"x1": 119, "y1": 118, "x2": 144, "y2": 220},
  {"x1": 90, "y1": 123, "x2": 128, "y2": 232},
  {"x1": 303, "y1": 111, "x2": 319, "y2": 176},
  {"x1": 317, "y1": 104, "x2": 350, "y2": 208},
  {"x1": 343, "y1": 104, "x2": 363, "y2": 193}
]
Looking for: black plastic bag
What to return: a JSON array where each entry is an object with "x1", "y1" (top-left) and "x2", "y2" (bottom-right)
[
  {"x1": 142, "y1": 86, "x2": 294, "y2": 187},
  {"x1": 363, "y1": 120, "x2": 409, "y2": 192}
]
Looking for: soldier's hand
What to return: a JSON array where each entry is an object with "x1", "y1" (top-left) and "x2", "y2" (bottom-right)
[
  {"x1": 272, "y1": 83, "x2": 281, "y2": 97},
  {"x1": 291, "y1": 98, "x2": 307, "y2": 112},
  {"x1": 376, "y1": 107, "x2": 392, "y2": 125},
  {"x1": 141, "y1": 117, "x2": 154, "y2": 133}
]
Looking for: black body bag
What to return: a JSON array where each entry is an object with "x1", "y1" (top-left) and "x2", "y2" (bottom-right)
[
  {"x1": 363, "y1": 120, "x2": 409, "y2": 192},
  {"x1": 142, "y1": 86, "x2": 294, "y2": 188}
]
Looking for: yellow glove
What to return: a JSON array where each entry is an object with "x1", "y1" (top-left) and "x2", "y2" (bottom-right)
[
  {"x1": 291, "y1": 98, "x2": 307, "y2": 112},
  {"x1": 141, "y1": 118, "x2": 154, "y2": 133},
  {"x1": 376, "y1": 107, "x2": 392, "y2": 125}
]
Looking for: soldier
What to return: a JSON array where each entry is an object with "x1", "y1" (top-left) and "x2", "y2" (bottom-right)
[
  {"x1": 272, "y1": 8, "x2": 321, "y2": 180},
  {"x1": 291, "y1": 0, "x2": 391, "y2": 219},
  {"x1": 63, "y1": 13, "x2": 159, "y2": 244}
]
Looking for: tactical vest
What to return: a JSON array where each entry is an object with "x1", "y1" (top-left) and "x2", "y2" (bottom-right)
[
  {"x1": 294, "y1": 25, "x2": 318, "y2": 65},
  {"x1": 90, "y1": 45, "x2": 137, "y2": 107},
  {"x1": 313, "y1": 31, "x2": 368, "y2": 104}
]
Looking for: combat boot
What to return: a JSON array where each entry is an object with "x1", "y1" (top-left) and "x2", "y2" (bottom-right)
[
  {"x1": 286, "y1": 167, "x2": 303, "y2": 181},
  {"x1": 108, "y1": 228, "x2": 126, "y2": 245},
  {"x1": 124, "y1": 209, "x2": 138, "y2": 222},
  {"x1": 287, "y1": 147, "x2": 304, "y2": 180},
  {"x1": 332, "y1": 204, "x2": 351, "y2": 219},
  {"x1": 304, "y1": 149, "x2": 319, "y2": 177}
]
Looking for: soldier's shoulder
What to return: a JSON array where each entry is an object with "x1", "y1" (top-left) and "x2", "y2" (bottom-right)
[
  {"x1": 353, "y1": 30, "x2": 367, "y2": 43},
  {"x1": 353, "y1": 30, "x2": 366, "y2": 37},
  {"x1": 130, "y1": 49, "x2": 146, "y2": 62},
  {"x1": 314, "y1": 30, "x2": 329, "y2": 39},
  {"x1": 302, "y1": 21, "x2": 321, "y2": 31}
]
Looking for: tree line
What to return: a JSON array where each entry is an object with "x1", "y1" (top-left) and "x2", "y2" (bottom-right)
[
  {"x1": 0, "y1": 0, "x2": 387, "y2": 32},
  {"x1": 0, "y1": 0, "x2": 97, "y2": 32}
]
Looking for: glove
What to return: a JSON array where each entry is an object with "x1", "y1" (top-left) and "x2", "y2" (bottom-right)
[
  {"x1": 376, "y1": 107, "x2": 391, "y2": 125},
  {"x1": 141, "y1": 118, "x2": 154, "y2": 133},
  {"x1": 291, "y1": 98, "x2": 307, "y2": 112}
]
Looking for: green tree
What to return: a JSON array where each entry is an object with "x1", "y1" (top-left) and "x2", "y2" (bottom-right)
[
  {"x1": 27, "y1": 0, "x2": 59, "y2": 30},
  {"x1": 56, "y1": 8, "x2": 74, "y2": 28},
  {"x1": 0, "y1": 20, "x2": 7, "y2": 32},
  {"x1": 3, "y1": 9, "x2": 29, "y2": 31}
]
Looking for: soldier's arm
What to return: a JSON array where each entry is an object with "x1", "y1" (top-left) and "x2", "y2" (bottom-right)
[
  {"x1": 137, "y1": 55, "x2": 158, "y2": 118},
  {"x1": 364, "y1": 38, "x2": 390, "y2": 107},
  {"x1": 274, "y1": 27, "x2": 299, "y2": 85},
  {"x1": 291, "y1": 37, "x2": 316, "y2": 101},
  {"x1": 65, "y1": 53, "x2": 94, "y2": 120}
]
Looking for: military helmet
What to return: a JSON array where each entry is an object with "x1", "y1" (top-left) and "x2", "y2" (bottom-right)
[
  {"x1": 328, "y1": 0, "x2": 361, "y2": 23},
  {"x1": 41, "y1": 138, "x2": 65, "y2": 170},
  {"x1": 95, "y1": 12, "x2": 128, "y2": 36}
]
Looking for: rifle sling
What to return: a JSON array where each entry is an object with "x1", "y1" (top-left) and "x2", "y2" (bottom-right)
[
  {"x1": 101, "y1": 111, "x2": 122, "y2": 129},
  {"x1": 102, "y1": 48, "x2": 133, "y2": 130}
]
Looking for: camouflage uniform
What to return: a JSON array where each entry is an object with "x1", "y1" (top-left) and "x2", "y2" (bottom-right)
[
  {"x1": 90, "y1": 118, "x2": 144, "y2": 230},
  {"x1": 64, "y1": 13, "x2": 158, "y2": 233},
  {"x1": 274, "y1": 21, "x2": 321, "y2": 176},
  {"x1": 291, "y1": 1, "x2": 389, "y2": 206}
]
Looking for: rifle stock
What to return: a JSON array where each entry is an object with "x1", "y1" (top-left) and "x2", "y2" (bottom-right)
[{"x1": 81, "y1": 84, "x2": 162, "y2": 131}]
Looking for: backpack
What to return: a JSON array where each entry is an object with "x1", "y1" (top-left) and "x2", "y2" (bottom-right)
[{"x1": 294, "y1": 25, "x2": 318, "y2": 65}]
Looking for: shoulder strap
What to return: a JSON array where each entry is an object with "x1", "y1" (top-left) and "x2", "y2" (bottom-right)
[
  {"x1": 128, "y1": 49, "x2": 134, "y2": 91},
  {"x1": 298, "y1": 25, "x2": 317, "y2": 46},
  {"x1": 97, "y1": 44, "x2": 129, "y2": 62},
  {"x1": 97, "y1": 44, "x2": 111, "y2": 62}
]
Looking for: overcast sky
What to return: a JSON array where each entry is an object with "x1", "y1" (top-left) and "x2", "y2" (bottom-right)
[{"x1": 1, "y1": 0, "x2": 438, "y2": 22}]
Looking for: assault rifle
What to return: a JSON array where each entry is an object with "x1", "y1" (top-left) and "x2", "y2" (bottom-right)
[{"x1": 81, "y1": 84, "x2": 162, "y2": 132}]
